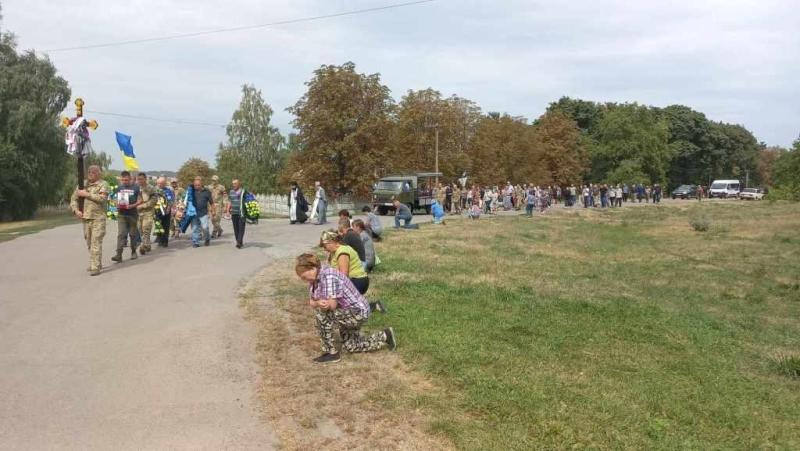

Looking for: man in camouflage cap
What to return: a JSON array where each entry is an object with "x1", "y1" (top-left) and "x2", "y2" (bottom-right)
[
  {"x1": 209, "y1": 175, "x2": 227, "y2": 238},
  {"x1": 70, "y1": 165, "x2": 109, "y2": 276}
]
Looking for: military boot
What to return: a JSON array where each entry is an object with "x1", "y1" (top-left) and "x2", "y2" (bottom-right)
[
  {"x1": 111, "y1": 250, "x2": 123, "y2": 262},
  {"x1": 130, "y1": 248, "x2": 138, "y2": 260},
  {"x1": 89, "y1": 268, "x2": 101, "y2": 276}
]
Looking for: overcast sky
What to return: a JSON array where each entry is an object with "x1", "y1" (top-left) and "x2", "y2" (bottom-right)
[{"x1": 3, "y1": 0, "x2": 798, "y2": 170}]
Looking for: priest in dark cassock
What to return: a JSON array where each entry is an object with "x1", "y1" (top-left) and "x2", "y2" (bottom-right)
[{"x1": 288, "y1": 181, "x2": 309, "y2": 225}]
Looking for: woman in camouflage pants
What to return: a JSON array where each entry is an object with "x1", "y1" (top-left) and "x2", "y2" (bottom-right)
[{"x1": 295, "y1": 253, "x2": 397, "y2": 364}]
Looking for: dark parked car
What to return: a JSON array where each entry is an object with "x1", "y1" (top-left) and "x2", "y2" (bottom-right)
[{"x1": 671, "y1": 184, "x2": 698, "y2": 199}]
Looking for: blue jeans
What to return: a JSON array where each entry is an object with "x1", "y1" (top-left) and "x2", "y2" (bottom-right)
[
  {"x1": 394, "y1": 213, "x2": 412, "y2": 228},
  {"x1": 526, "y1": 204, "x2": 534, "y2": 216},
  {"x1": 192, "y1": 214, "x2": 210, "y2": 245}
]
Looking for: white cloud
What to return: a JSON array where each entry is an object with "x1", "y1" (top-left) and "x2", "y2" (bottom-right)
[{"x1": 3, "y1": 0, "x2": 797, "y2": 170}]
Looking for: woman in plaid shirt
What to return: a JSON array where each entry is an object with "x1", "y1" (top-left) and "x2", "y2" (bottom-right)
[{"x1": 295, "y1": 254, "x2": 397, "y2": 364}]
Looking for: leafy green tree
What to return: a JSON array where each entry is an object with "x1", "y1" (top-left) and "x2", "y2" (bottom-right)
[
  {"x1": 546, "y1": 97, "x2": 607, "y2": 134},
  {"x1": 770, "y1": 137, "x2": 800, "y2": 200},
  {"x1": 661, "y1": 105, "x2": 711, "y2": 187},
  {"x1": 605, "y1": 159, "x2": 650, "y2": 185},
  {"x1": 591, "y1": 103, "x2": 672, "y2": 184},
  {"x1": 176, "y1": 157, "x2": 213, "y2": 188},
  {"x1": 285, "y1": 62, "x2": 394, "y2": 196},
  {"x1": 216, "y1": 84, "x2": 285, "y2": 193},
  {"x1": 0, "y1": 29, "x2": 71, "y2": 219}
]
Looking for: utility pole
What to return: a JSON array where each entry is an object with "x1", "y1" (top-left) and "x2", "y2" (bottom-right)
[
  {"x1": 745, "y1": 168, "x2": 750, "y2": 188},
  {"x1": 435, "y1": 127, "x2": 439, "y2": 185}
]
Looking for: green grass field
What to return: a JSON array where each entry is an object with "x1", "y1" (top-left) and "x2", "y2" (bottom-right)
[
  {"x1": 368, "y1": 201, "x2": 800, "y2": 449},
  {"x1": 0, "y1": 208, "x2": 75, "y2": 242}
]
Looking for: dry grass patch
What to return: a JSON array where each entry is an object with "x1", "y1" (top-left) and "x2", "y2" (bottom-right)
[{"x1": 240, "y1": 262, "x2": 454, "y2": 451}]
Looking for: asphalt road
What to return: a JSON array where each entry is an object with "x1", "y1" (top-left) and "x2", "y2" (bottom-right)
[{"x1": 0, "y1": 216, "x2": 382, "y2": 450}]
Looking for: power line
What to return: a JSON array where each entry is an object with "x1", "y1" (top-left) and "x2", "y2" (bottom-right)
[
  {"x1": 42, "y1": 0, "x2": 436, "y2": 53},
  {"x1": 86, "y1": 110, "x2": 227, "y2": 128}
]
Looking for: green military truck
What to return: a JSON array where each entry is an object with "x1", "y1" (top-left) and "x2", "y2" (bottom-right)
[{"x1": 371, "y1": 172, "x2": 442, "y2": 215}]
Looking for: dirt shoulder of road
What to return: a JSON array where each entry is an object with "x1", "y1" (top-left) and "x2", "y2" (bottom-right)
[
  {"x1": 0, "y1": 209, "x2": 75, "y2": 242},
  {"x1": 239, "y1": 260, "x2": 454, "y2": 451}
]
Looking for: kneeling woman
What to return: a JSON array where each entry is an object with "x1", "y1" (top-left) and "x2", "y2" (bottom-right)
[
  {"x1": 321, "y1": 230, "x2": 385, "y2": 313},
  {"x1": 320, "y1": 230, "x2": 369, "y2": 294},
  {"x1": 295, "y1": 253, "x2": 396, "y2": 364}
]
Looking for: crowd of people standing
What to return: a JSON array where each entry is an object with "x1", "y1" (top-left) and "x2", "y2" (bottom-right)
[{"x1": 422, "y1": 181, "x2": 667, "y2": 218}]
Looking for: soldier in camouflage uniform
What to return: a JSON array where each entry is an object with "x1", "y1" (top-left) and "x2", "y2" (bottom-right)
[
  {"x1": 171, "y1": 180, "x2": 185, "y2": 237},
  {"x1": 69, "y1": 165, "x2": 109, "y2": 276},
  {"x1": 136, "y1": 172, "x2": 158, "y2": 255},
  {"x1": 209, "y1": 175, "x2": 226, "y2": 238}
]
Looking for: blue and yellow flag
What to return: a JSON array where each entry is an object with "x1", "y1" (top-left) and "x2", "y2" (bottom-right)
[{"x1": 115, "y1": 131, "x2": 139, "y2": 171}]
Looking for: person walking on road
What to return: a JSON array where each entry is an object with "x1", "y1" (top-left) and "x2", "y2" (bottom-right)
[
  {"x1": 154, "y1": 176, "x2": 174, "y2": 248},
  {"x1": 191, "y1": 176, "x2": 214, "y2": 248},
  {"x1": 295, "y1": 253, "x2": 396, "y2": 364},
  {"x1": 136, "y1": 172, "x2": 157, "y2": 255},
  {"x1": 314, "y1": 181, "x2": 328, "y2": 225},
  {"x1": 70, "y1": 165, "x2": 109, "y2": 276},
  {"x1": 288, "y1": 181, "x2": 308, "y2": 225},
  {"x1": 226, "y1": 179, "x2": 248, "y2": 249},
  {"x1": 209, "y1": 175, "x2": 227, "y2": 238},
  {"x1": 112, "y1": 171, "x2": 142, "y2": 263},
  {"x1": 170, "y1": 180, "x2": 184, "y2": 238}
]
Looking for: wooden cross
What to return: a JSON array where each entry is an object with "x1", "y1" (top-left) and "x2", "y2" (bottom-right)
[{"x1": 65, "y1": 98, "x2": 98, "y2": 212}]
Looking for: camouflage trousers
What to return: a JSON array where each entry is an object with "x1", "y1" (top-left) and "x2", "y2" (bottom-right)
[
  {"x1": 315, "y1": 308, "x2": 387, "y2": 354},
  {"x1": 211, "y1": 204, "x2": 224, "y2": 236},
  {"x1": 171, "y1": 214, "x2": 181, "y2": 236},
  {"x1": 138, "y1": 212, "x2": 154, "y2": 251},
  {"x1": 82, "y1": 218, "x2": 106, "y2": 271}
]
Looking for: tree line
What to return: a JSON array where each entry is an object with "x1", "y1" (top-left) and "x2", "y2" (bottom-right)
[
  {"x1": 2, "y1": 23, "x2": 799, "y2": 220},
  {"x1": 268, "y1": 62, "x2": 797, "y2": 199}
]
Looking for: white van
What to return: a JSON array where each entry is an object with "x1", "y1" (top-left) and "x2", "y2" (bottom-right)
[{"x1": 709, "y1": 179, "x2": 741, "y2": 198}]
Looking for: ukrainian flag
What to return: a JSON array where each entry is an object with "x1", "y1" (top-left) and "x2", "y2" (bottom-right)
[{"x1": 115, "y1": 131, "x2": 139, "y2": 171}]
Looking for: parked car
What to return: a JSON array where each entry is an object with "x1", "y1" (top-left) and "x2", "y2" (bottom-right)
[
  {"x1": 671, "y1": 184, "x2": 697, "y2": 199},
  {"x1": 739, "y1": 188, "x2": 765, "y2": 200},
  {"x1": 709, "y1": 179, "x2": 741, "y2": 198}
]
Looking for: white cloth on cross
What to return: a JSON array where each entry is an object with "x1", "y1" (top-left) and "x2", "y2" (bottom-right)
[{"x1": 64, "y1": 117, "x2": 93, "y2": 156}]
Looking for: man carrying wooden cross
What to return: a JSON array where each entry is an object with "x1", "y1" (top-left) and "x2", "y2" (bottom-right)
[{"x1": 70, "y1": 165, "x2": 109, "y2": 276}]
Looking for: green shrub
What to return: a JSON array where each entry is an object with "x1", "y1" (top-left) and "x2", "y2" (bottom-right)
[{"x1": 689, "y1": 214, "x2": 711, "y2": 232}]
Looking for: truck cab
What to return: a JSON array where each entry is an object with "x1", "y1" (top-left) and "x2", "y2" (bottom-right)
[{"x1": 371, "y1": 172, "x2": 442, "y2": 215}]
